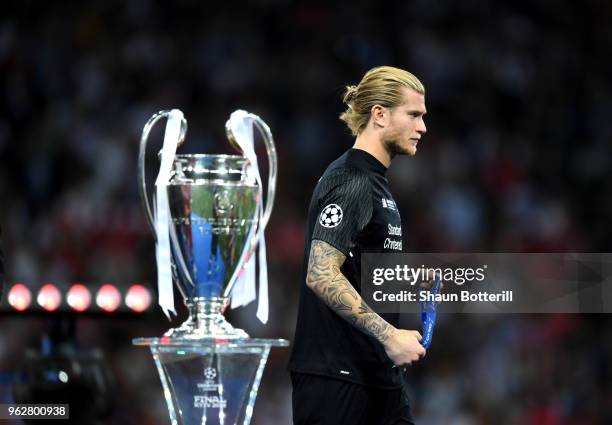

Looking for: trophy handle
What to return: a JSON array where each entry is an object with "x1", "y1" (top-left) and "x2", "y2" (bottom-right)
[
  {"x1": 138, "y1": 110, "x2": 195, "y2": 294},
  {"x1": 223, "y1": 113, "x2": 277, "y2": 297},
  {"x1": 138, "y1": 110, "x2": 188, "y2": 237},
  {"x1": 249, "y1": 113, "x2": 277, "y2": 248}
]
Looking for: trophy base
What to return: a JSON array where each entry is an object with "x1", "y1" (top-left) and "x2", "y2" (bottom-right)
[
  {"x1": 132, "y1": 338, "x2": 289, "y2": 425},
  {"x1": 165, "y1": 298, "x2": 249, "y2": 340}
]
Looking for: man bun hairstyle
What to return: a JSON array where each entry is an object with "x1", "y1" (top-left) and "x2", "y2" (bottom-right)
[{"x1": 339, "y1": 66, "x2": 425, "y2": 136}]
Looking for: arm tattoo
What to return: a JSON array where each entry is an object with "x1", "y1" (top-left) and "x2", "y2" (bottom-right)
[{"x1": 306, "y1": 240, "x2": 393, "y2": 343}]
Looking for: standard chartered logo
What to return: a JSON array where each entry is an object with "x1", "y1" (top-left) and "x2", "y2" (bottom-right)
[{"x1": 384, "y1": 223, "x2": 402, "y2": 251}]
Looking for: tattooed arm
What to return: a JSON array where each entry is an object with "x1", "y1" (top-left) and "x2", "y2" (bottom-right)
[{"x1": 306, "y1": 239, "x2": 426, "y2": 365}]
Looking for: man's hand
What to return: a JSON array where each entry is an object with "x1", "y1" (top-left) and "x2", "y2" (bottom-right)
[
  {"x1": 419, "y1": 269, "x2": 444, "y2": 291},
  {"x1": 383, "y1": 328, "x2": 426, "y2": 366}
]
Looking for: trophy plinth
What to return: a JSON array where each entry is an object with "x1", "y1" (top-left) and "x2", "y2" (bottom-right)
[
  {"x1": 164, "y1": 298, "x2": 249, "y2": 340},
  {"x1": 133, "y1": 338, "x2": 289, "y2": 425}
]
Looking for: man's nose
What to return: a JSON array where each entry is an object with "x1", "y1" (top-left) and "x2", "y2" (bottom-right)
[{"x1": 417, "y1": 118, "x2": 427, "y2": 134}]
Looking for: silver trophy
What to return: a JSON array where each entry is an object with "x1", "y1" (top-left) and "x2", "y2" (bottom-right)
[
  {"x1": 137, "y1": 109, "x2": 276, "y2": 339},
  {"x1": 134, "y1": 110, "x2": 288, "y2": 425}
]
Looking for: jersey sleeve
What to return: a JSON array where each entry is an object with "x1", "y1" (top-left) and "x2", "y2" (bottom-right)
[{"x1": 311, "y1": 169, "x2": 373, "y2": 255}]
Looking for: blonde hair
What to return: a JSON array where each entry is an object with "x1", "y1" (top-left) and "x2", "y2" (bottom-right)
[{"x1": 339, "y1": 66, "x2": 425, "y2": 136}]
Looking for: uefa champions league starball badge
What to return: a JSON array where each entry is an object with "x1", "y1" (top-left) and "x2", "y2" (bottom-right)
[{"x1": 320, "y1": 204, "x2": 343, "y2": 228}]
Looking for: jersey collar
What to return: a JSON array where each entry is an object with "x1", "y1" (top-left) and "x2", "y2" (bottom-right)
[{"x1": 347, "y1": 148, "x2": 387, "y2": 176}]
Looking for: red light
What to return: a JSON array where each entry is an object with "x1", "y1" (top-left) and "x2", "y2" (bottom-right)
[
  {"x1": 125, "y1": 285, "x2": 151, "y2": 313},
  {"x1": 96, "y1": 284, "x2": 121, "y2": 312},
  {"x1": 8, "y1": 283, "x2": 32, "y2": 312},
  {"x1": 37, "y1": 284, "x2": 62, "y2": 312},
  {"x1": 67, "y1": 284, "x2": 92, "y2": 312}
]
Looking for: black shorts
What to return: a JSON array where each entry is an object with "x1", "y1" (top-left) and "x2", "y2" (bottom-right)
[{"x1": 291, "y1": 373, "x2": 415, "y2": 425}]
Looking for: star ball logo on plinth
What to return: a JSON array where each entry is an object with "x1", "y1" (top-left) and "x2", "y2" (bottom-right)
[
  {"x1": 204, "y1": 367, "x2": 216, "y2": 381},
  {"x1": 194, "y1": 367, "x2": 227, "y2": 409}
]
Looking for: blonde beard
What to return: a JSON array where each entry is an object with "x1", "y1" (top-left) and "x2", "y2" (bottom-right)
[{"x1": 384, "y1": 137, "x2": 416, "y2": 158}]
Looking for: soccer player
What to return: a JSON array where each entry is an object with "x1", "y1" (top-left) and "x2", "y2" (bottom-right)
[{"x1": 289, "y1": 66, "x2": 428, "y2": 425}]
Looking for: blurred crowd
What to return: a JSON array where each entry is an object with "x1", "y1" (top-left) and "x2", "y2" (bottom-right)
[{"x1": 0, "y1": 0, "x2": 611, "y2": 424}]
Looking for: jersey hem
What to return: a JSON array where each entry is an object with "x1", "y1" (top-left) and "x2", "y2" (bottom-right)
[{"x1": 288, "y1": 365, "x2": 403, "y2": 390}]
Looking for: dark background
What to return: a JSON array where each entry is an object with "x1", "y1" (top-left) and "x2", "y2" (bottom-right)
[{"x1": 1, "y1": 1, "x2": 611, "y2": 424}]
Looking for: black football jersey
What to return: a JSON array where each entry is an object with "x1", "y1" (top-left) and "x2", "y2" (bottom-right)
[{"x1": 289, "y1": 148, "x2": 405, "y2": 388}]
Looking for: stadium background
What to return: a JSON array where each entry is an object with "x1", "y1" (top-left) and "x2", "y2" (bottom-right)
[{"x1": 1, "y1": 1, "x2": 611, "y2": 424}]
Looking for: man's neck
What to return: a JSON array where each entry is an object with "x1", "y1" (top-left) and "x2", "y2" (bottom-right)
[{"x1": 352, "y1": 134, "x2": 391, "y2": 168}]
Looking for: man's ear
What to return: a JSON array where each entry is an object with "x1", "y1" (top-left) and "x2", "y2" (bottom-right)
[{"x1": 370, "y1": 104, "x2": 388, "y2": 128}]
